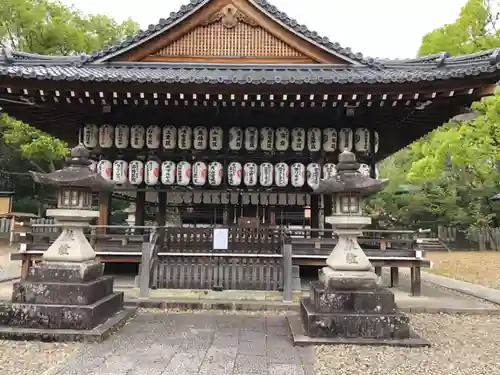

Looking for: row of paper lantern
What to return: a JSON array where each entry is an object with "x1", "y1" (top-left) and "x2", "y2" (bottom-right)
[
  {"x1": 81, "y1": 124, "x2": 380, "y2": 153},
  {"x1": 91, "y1": 160, "x2": 371, "y2": 187}
]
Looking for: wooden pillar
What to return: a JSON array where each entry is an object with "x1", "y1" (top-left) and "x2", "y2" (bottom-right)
[
  {"x1": 157, "y1": 191, "x2": 167, "y2": 246},
  {"x1": 269, "y1": 206, "x2": 276, "y2": 226},
  {"x1": 324, "y1": 194, "x2": 333, "y2": 238},
  {"x1": 310, "y1": 195, "x2": 319, "y2": 238},
  {"x1": 135, "y1": 191, "x2": 146, "y2": 233},
  {"x1": 98, "y1": 192, "x2": 111, "y2": 234}
]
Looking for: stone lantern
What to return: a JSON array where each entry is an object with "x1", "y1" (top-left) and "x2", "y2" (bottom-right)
[
  {"x1": 0, "y1": 144, "x2": 133, "y2": 341},
  {"x1": 287, "y1": 151, "x2": 428, "y2": 347}
]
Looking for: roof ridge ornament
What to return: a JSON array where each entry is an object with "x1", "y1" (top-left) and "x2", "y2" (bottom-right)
[
  {"x1": 490, "y1": 48, "x2": 500, "y2": 65},
  {"x1": 435, "y1": 52, "x2": 451, "y2": 67},
  {"x1": 203, "y1": 4, "x2": 258, "y2": 28}
]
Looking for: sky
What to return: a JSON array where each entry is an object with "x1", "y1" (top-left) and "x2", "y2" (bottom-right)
[{"x1": 59, "y1": 0, "x2": 468, "y2": 59}]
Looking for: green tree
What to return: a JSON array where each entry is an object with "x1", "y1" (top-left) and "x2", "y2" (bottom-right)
[{"x1": 0, "y1": 0, "x2": 139, "y2": 211}]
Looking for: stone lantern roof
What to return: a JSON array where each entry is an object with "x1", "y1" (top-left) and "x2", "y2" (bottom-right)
[
  {"x1": 30, "y1": 144, "x2": 114, "y2": 191},
  {"x1": 312, "y1": 151, "x2": 388, "y2": 195}
]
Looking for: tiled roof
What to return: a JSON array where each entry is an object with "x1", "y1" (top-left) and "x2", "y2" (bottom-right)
[
  {"x1": 84, "y1": 0, "x2": 372, "y2": 65},
  {"x1": 1, "y1": 58, "x2": 500, "y2": 85}
]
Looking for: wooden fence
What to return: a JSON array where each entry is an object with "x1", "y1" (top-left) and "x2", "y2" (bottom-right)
[
  {"x1": 0, "y1": 217, "x2": 56, "y2": 238},
  {"x1": 437, "y1": 226, "x2": 500, "y2": 250}
]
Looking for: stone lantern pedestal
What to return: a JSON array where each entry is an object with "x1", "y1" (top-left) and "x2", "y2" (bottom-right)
[
  {"x1": 288, "y1": 151, "x2": 429, "y2": 347},
  {"x1": 0, "y1": 145, "x2": 134, "y2": 341}
]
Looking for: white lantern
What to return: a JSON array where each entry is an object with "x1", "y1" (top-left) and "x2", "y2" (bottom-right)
[
  {"x1": 358, "y1": 163, "x2": 371, "y2": 177},
  {"x1": 259, "y1": 162, "x2": 274, "y2": 187},
  {"x1": 374, "y1": 131, "x2": 379, "y2": 153},
  {"x1": 209, "y1": 127, "x2": 223, "y2": 151},
  {"x1": 339, "y1": 128, "x2": 353, "y2": 152},
  {"x1": 275, "y1": 127, "x2": 290, "y2": 151},
  {"x1": 274, "y1": 162, "x2": 289, "y2": 187},
  {"x1": 128, "y1": 160, "x2": 144, "y2": 185},
  {"x1": 162, "y1": 126, "x2": 177, "y2": 150},
  {"x1": 89, "y1": 160, "x2": 97, "y2": 172},
  {"x1": 323, "y1": 128, "x2": 337, "y2": 152},
  {"x1": 208, "y1": 162, "x2": 223, "y2": 186},
  {"x1": 97, "y1": 159, "x2": 112, "y2": 181},
  {"x1": 260, "y1": 127, "x2": 275, "y2": 151},
  {"x1": 228, "y1": 162, "x2": 242, "y2": 186},
  {"x1": 243, "y1": 162, "x2": 258, "y2": 186},
  {"x1": 355, "y1": 128, "x2": 370, "y2": 152},
  {"x1": 82, "y1": 124, "x2": 98, "y2": 148},
  {"x1": 146, "y1": 125, "x2": 161, "y2": 149},
  {"x1": 291, "y1": 127, "x2": 306, "y2": 152},
  {"x1": 130, "y1": 125, "x2": 145, "y2": 149},
  {"x1": 291, "y1": 163, "x2": 306, "y2": 187},
  {"x1": 307, "y1": 128, "x2": 322, "y2": 152},
  {"x1": 192, "y1": 161, "x2": 207, "y2": 186},
  {"x1": 161, "y1": 161, "x2": 176, "y2": 185},
  {"x1": 323, "y1": 163, "x2": 337, "y2": 179},
  {"x1": 307, "y1": 163, "x2": 321, "y2": 188},
  {"x1": 115, "y1": 124, "x2": 129, "y2": 149},
  {"x1": 193, "y1": 126, "x2": 208, "y2": 150},
  {"x1": 178, "y1": 126, "x2": 192, "y2": 150},
  {"x1": 145, "y1": 160, "x2": 160, "y2": 185},
  {"x1": 98, "y1": 124, "x2": 114, "y2": 148},
  {"x1": 112, "y1": 160, "x2": 128, "y2": 184},
  {"x1": 244, "y1": 127, "x2": 258, "y2": 151},
  {"x1": 176, "y1": 161, "x2": 191, "y2": 186},
  {"x1": 229, "y1": 127, "x2": 243, "y2": 151}
]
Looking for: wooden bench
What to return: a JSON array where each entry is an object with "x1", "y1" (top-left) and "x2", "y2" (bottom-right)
[{"x1": 289, "y1": 237, "x2": 430, "y2": 296}]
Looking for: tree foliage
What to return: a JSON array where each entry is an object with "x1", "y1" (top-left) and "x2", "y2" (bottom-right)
[
  {"x1": 370, "y1": 0, "x2": 500, "y2": 239},
  {"x1": 0, "y1": 0, "x2": 139, "y2": 211}
]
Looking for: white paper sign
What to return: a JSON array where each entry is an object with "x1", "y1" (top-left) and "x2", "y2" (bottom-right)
[{"x1": 213, "y1": 228, "x2": 229, "y2": 250}]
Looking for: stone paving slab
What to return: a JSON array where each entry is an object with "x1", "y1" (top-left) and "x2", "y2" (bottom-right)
[{"x1": 45, "y1": 312, "x2": 315, "y2": 375}]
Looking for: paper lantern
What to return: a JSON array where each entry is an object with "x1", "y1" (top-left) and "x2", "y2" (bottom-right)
[
  {"x1": 146, "y1": 125, "x2": 161, "y2": 149},
  {"x1": 260, "y1": 127, "x2": 275, "y2": 151},
  {"x1": 291, "y1": 127, "x2": 305, "y2": 152},
  {"x1": 193, "y1": 126, "x2": 208, "y2": 150},
  {"x1": 307, "y1": 128, "x2": 322, "y2": 152},
  {"x1": 112, "y1": 160, "x2": 128, "y2": 184},
  {"x1": 97, "y1": 159, "x2": 112, "y2": 181},
  {"x1": 244, "y1": 127, "x2": 258, "y2": 151},
  {"x1": 130, "y1": 125, "x2": 145, "y2": 149},
  {"x1": 228, "y1": 127, "x2": 243, "y2": 151},
  {"x1": 307, "y1": 163, "x2": 321, "y2": 188},
  {"x1": 338, "y1": 128, "x2": 353, "y2": 152},
  {"x1": 323, "y1": 128, "x2": 337, "y2": 152},
  {"x1": 274, "y1": 162, "x2": 289, "y2": 187},
  {"x1": 275, "y1": 127, "x2": 290, "y2": 151},
  {"x1": 228, "y1": 162, "x2": 242, "y2": 186},
  {"x1": 358, "y1": 163, "x2": 370, "y2": 177},
  {"x1": 209, "y1": 127, "x2": 223, "y2": 151},
  {"x1": 178, "y1": 126, "x2": 192, "y2": 150},
  {"x1": 208, "y1": 162, "x2": 223, "y2": 186},
  {"x1": 259, "y1": 162, "x2": 274, "y2": 187},
  {"x1": 323, "y1": 163, "x2": 337, "y2": 179},
  {"x1": 162, "y1": 126, "x2": 177, "y2": 150},
  {"x1": 176, "y1": 161, "x2": 191, "y2": 186},
  {"x1": 115, "y1": 125, "x2": 129, "y2": 149},
  {"x1": 355, "y1": 128, "x2": 370, "y2": 152},
  {"x1": 161, "y1": 161, "x2": 176, "y2": 185},
  {"x1": 192, "y1": 161, "x2": 207, "y2": 186},
  {"x1": 128, "y1": 160, "x2": 144, "y2": 185},
  {"x1": 291, "y1": 163, "x2": 306, "y2": 187},
  {"x1": 243, "y1": 162, "x2": 258, "y2": 186},
  {"x1": 145, "y1": 160, "x2": 160, "y2": 185},
  {"x1": 98, "y1": 124, "x2": 114, "y2": 148},
  {"x1": 82, "y1": 124, "x2": 98, "y2": 148}
]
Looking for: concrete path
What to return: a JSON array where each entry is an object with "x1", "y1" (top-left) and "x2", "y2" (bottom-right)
[{"x1": 46, "y1": 312, "x2": 315, "y2": 375}]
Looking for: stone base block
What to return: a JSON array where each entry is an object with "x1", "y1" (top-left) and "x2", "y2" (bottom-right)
[
  {"x1": 309, "y1": 281, "x2": 397, "y2": 314},
  {"x1": 0, "y1": 307, "x2": 136, "y2": 342},
  {"x1": 300, "y1": 297, "x2": 410, "y2": 339},
  {"x1": 0, "y1": 292, "x2": 124, "y2": 330},
  {"x1": 287, "y1": 314, "x2": 430, "y2": 347},
  {"x1": 28, "y1": 261, "x2": 104, "y2": 283},
  {"x1": 319, "y1": 268, "x2": 380, "y2": 290},
  {"x1": 11, "y1": 277, "x2": 114, "y2": 305}
]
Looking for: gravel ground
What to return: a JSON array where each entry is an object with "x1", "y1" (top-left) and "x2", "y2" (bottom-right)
[
  {"x1": 0, "y1": 341, "x2": 80, "y2": 375},
  {"x1": 315, "y1": 313, "x2": 500, "y2": 375}
]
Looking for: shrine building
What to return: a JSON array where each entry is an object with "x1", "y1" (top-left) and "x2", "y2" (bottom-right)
[{"x1": 1, "y1": 0, "x2": 500, "y2": 290}]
